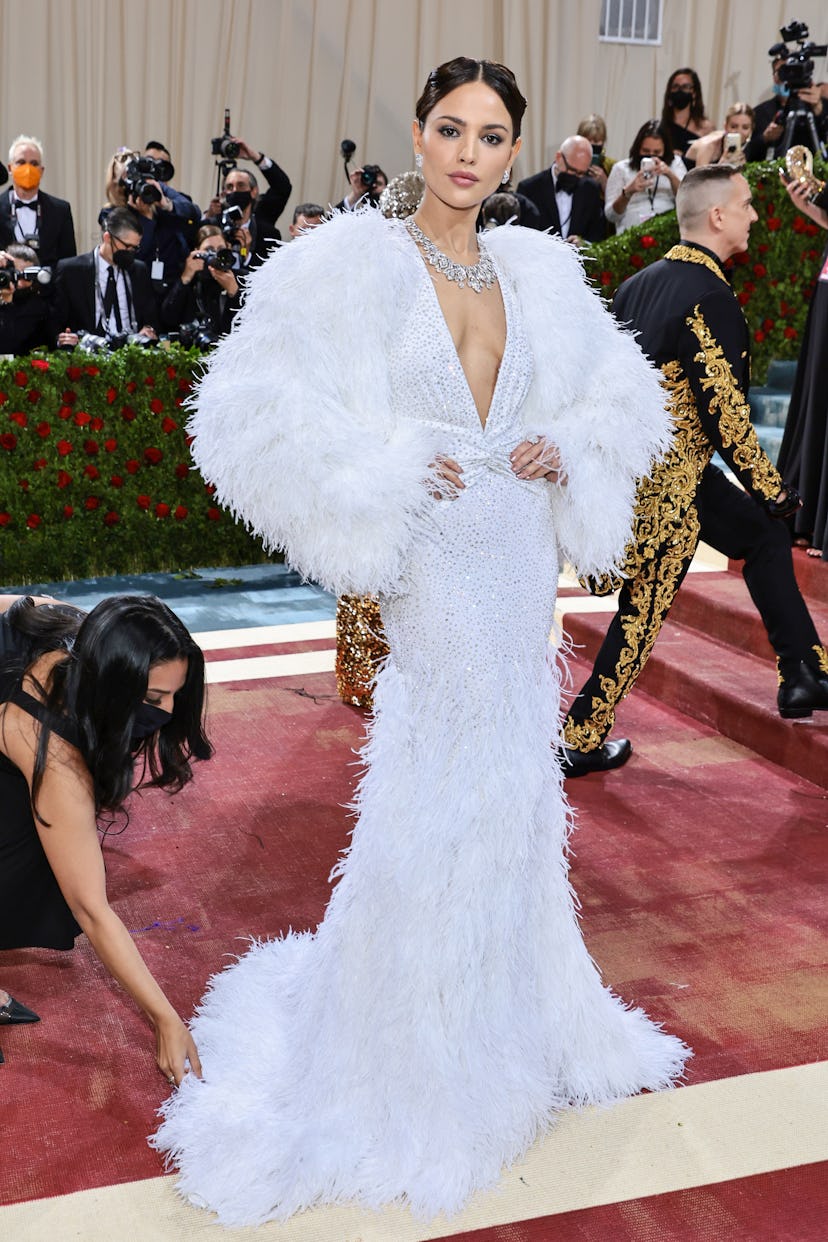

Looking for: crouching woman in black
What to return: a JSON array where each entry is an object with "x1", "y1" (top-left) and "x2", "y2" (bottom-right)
[{"x1": 0, "y1": 594, "x2": 212, "y2": 1082}]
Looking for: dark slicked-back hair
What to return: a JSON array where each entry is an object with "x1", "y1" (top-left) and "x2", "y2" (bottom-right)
[{"x1": 415, "y1": 57, "x2": 527, "y2": 139}]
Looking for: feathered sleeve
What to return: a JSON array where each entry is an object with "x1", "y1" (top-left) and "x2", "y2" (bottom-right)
[
  {"x1": 186, "y1": 211, "x2": 438, "y2": 596},
  {"x1": 486, "y1": 227, "x2": 671, "y2": 579}
]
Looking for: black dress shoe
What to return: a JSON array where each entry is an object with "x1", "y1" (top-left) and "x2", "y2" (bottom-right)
[
  {"x1": 0, "y1": 995, "x2": 40, "y2": 1024},
  {"x1": 778, "y1": 662, "x2": 828, "y2": 719},
  {"x1": 562, "y1": 738, "x2": 632, "y2": 778}
]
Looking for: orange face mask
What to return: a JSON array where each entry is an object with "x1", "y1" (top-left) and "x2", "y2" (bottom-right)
[{"x1": 13, "y1": 164, "x2": 42, "y2": 192}]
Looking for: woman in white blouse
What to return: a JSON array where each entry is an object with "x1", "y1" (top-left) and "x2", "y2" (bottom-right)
[{"x1": 605, "y1": 120, "x2": 686, "y2": 234}]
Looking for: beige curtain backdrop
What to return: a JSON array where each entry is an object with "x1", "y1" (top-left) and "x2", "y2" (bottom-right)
[{"x1": 0, "y1": 0, "x2": 826, "y2": 248}]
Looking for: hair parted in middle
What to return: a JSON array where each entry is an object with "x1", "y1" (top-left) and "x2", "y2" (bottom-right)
[{"x1": 415, "y1": 57, "x2": 527, "y2": 139}]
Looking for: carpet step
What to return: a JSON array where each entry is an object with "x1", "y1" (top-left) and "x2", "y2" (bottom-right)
[{"x1": 564, "y1": 607, "x2": 828, "y2": 789}]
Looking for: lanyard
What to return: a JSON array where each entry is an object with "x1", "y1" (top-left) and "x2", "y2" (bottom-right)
[{"x1": 10, "y1": 190, "x2": 41, "y2": 242}]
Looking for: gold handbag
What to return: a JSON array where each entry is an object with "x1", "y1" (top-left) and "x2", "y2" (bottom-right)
[{"x1": 784, "y1": 145, "x2": 826, "y2": 202}]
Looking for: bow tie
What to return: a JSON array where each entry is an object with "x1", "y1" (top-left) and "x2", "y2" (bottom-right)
[{"x1": 14, "y1": 198, "x2": 37, "y2": 210}]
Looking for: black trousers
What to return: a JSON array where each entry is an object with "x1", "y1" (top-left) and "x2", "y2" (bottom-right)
[{"x1": 563, "y1": 465, "x2": 823, "y2": 753}]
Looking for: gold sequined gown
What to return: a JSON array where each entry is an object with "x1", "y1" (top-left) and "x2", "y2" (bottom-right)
[{"x1": 154, "y1": 222, "x2": 689, "y2": 1226}]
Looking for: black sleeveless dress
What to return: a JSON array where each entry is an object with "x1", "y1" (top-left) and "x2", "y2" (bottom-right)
[{"x1": 0, "y1": 613, "x2": 82, "y2": 950}]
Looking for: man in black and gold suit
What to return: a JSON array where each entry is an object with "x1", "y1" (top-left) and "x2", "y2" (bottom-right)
[{"x1": 563, "y1": 164, "x2": 828, "y2": 776}]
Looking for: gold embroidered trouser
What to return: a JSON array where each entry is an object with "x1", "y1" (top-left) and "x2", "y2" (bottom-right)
[{"x1": 335, "y1": 595, "x2": 390, "y2": 709}]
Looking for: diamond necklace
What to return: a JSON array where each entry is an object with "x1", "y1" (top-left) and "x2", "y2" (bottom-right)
[{"x1": 404, "y1": 216, "x2": 497, "y2": 293}]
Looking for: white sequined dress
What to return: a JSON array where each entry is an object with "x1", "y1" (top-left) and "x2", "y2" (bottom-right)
[{"x1": 153, "y1": 215, "x2": 689, "y2": 1226}]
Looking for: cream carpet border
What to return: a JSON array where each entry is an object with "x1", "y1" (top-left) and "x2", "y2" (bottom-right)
[{"x1": 5, "y1": 1062, "x2": 827, "y2": 1241}]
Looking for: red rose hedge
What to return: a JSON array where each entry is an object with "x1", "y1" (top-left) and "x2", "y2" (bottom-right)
[
  {"x1": 0, "y1": 344, "x2": 271, "y2": 582},
  {"x1": 584, "y1": 157, "x2": 826, "y2": 384}
]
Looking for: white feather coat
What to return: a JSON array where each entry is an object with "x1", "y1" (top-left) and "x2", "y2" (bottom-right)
[{"x1": 187, "y1": 210, "x2": 670, "y2": 593}]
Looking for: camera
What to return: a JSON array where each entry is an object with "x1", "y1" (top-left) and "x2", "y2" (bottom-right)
[
  {"x1": 361, "y1": 163, "x2": 382, "y2": 188},
  {"x1": 59, "y1": 330, "x2": 155, "y2": 354},
  {"x1": 170, "y1": 319, "x2": 219, "y2": 351},
  {"x1": 0, "y1": 263, "x2": 51, "y2": 290},
  {"x1": 121, "y1": 155, "x2": 174, "y2": 205},
  {"x1": 195, "y1": 248, "x2": 239, "y2": 272},
  {"x1": 640, "y1": 156, "x2": 656, "y2": 182},
  {"x1": 219, "y1": 204, "x2": 244, "y2": 244},
  {"x1": 211, "y1": 108, "x2": 241, "y2": 160},
  {"x1": 772, "y1": 21, "x2": 828, "y2": 92}
]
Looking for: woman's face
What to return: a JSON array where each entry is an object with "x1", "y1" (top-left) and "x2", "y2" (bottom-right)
[
  {"x1": 412, "y1": 80, "x2": 521, "y2": 208},
  {"x1": 669, "y1": 73, "x2": 695, "y2": 103},
  {"x1": 144, "y1": 657, "x2": 188, "y2": 712},
  {"x1": 639, "y1": 136, "x2": 665, "y2": 161},
  {"x1": 726, "y1": 111, "x2": 753, "y2": 142}
]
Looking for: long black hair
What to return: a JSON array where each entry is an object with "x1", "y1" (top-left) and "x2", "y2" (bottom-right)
[
  {"x1": 661, "y1": 67, "x2": 708, "y2": 129},
  {"x1": 629, "y1": 119, "x2": 676, "y2": 169},
  {"x1": 415, "y1": 57, "x2": 527, "y2": 140},
  {"x1": 4, "y1": 594, "x2": 212, "y2": 819}
]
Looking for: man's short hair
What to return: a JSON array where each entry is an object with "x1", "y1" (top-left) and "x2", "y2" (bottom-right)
[
  {"x1": 224, "y1": 168, "x2": 258, "y2": 193},
  {"x1": 145, "y1": 140, "x2": 171, "y2": 158},
  {"x1": 292, "y1": 202, "x2": 325, "y2": 224},
  {"x1": 104, "y1": 206, "x2": 144, "y2": 239},
  {"x1": 6, "y1": 242, "x2": 38, "y2": 264},
  {"x1": 8, "y1": 133, "x2": 44, "y2": 163},
  {"x1": 676, "y1": 164, "x2": 740, "y2": 233}
]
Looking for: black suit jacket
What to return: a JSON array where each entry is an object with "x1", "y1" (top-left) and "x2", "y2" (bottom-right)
[
  {"x1": 0, "y1": 187, "x2": 76, "y2": 269},
  {"x1": 50, "y1": 251, "x2": 159, "y2": 344},
  {"x1": 516, "y1": 169, "x2": 606, "y2": 243}
]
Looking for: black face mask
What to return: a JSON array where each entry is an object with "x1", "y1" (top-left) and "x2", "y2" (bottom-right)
[
  {"x1": 131, "y1": 701, "x2": 172, "y2": 746},
  {"x1": 669, "y1": 88, "x2": 693, "y2": 110},
  {"x1": 556, "y1": 171, "x2": 580, "y2": 194},
  {"x1": 225, "y1": 190, "x2": 252, "y2": 211},
  {"x1": 112, "y1": 248, "x2": 137, "y2": 271}
]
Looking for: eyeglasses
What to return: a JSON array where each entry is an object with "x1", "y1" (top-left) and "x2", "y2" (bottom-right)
[
  {"x1": 561, "y1": 154, "x2": 588, "y2": 178},
  {"x1": 111, "y1": 236, "x2": 140, "y2": 252}
]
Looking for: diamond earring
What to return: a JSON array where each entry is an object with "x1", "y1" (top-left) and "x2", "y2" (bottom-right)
[
  {"x1": 415, "y1": 153, "x2": 423, "y2": 170},
  {"x1": 502, "y1": 168, "x2": 511, "y2": 184}
]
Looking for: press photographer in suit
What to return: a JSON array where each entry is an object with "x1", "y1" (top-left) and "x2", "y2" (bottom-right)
[
  {"x1": 50, "y1": 208, "x2": 158, "y2": 347},
  {"x1": 517, "y1": 135, "x2": 607, "y2": 244},
  {"x1": 0, "y1": 244, "x2": 50, "y2": 354},
  {"x1": 203, "y1": 137, "x2": 291, "y2": 268},
  {"x1": 0, "y1": 135, "x2": 76, "y2": 270}
]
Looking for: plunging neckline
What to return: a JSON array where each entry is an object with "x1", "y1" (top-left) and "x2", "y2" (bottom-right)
[{"x1": 404, "y1": 224, "x2": 510, "y2": 433}]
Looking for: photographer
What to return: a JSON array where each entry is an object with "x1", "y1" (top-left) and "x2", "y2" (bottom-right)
[
  {"x1": 143, "y1": 140, "x2": 201, "y2": 249},
  {"x1": 604, "y1": 120, "x2": 686, "y2": 235},
  {"x1": 203, "y1": 138, "x2": 291, "y2": 268},
  {"x1": 0, "y1": 244, "x2": 50, "y2": 355},
  {"x1": 747, "y1": 30, "x2": 828, "y2": 161},
  {"x1": 51, "y1": 207, "x2": 158, "y2": 348},
  {"x1": 0, "y1": 135, "x2": 76, "y2": 270},
  {"x1": 101, "y1": 147, "x2": 199, "y2": 292},
  {"x1": 161, "y1": 225, "x2": 241, "y2": 339},
  {"x1": 336, "y1": 164, "x2": 388, "y2": 211}
]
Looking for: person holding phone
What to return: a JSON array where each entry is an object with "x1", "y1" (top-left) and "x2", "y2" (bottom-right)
[
  {"x1": 604, "y1": 119, "x2": 687, "y2": 235},
  {"x1": 686, "y1": 104, "x2": 755, "y2": 169}
]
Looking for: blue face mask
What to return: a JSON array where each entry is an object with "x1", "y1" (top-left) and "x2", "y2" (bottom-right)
[{"x1": 773, "y1": 82, "x2": 790, "y2": 98}]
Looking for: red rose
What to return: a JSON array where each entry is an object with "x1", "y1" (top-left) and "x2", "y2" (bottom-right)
[
  {"x1": 89, "y1": 416, "x2": 104, "y2": 432},
  {"x1": 125, "y1": 458, "x2": 140, "y2": 474},
  {"x1": 19, "y1": 479, "x2": 29, "y2": 490},
  {"x1": 155, "y1": 502, "x2": 170, "y2": 518},
  {"x1": 27, "y1": 389, "x2": 40, "y2": 403},
  {"x1": 26, "y1": 513, "x2": 41, "y2": 529},
  {"x1": 84, "y1": 439, "x2": 99, "y2": 455},
  {"x1": 62, "y1": 389, "x2": 77, "y2": 405},
  {"x1": 103, "y1": 510, "x2": 120, "y2": 526},
  {"x1": 121, "y1": 405, "x2": 136, "y2": 422},
  {"x1": 783, "y1": 326, "x2": 798, "y2": 339},
  {"x1": 58, "y1": 405, "x2": 73, "y2": 420},
  {"x1": 144, "y1": 446, "x2": 163, "y2": 464},
  {"x1": 30, "y1": 359, "x2": 50, "y2": 372},
  {"x1": 763, "y1": 318, "x2": 774, "y2": 331},
  {"x1": 792, "y1": 215, "x2": 806, "y2": 233},
  {"x1": 150, "y1": 397, "x2": 164, "y2": 414},
  {"x1": 0, "y1": 432, "x2": 17, "y2": 450},
  {"x1": 57, "y1": 470, "x2": 72, "y2": 489},
  {"x1": 0, "y1": 392, "x2": 6, "y2": 405},
  {"x1": 57, "y1": 439, "x2": 73, "y2": 456},
  {"x1": 599, "y1": 270, "x2": 613, "y2": 287},
  {"x1": 136, "y1": 494, "x2": 151, "y2": 510},
  {"x1": 104, "y1": 438, "x2": 117, "y2": 452},
  {"x1": 0, "y1": 512, "x2": 11, "y2": 526},
  {"x1": 737, "y1": 291, "x2": 751, "y2": 306},
  {"x1": 65, "y1": 367, "x2": 82, "y2": 382},
  {"x1": 178, "y1": 378, "x2": 191, "y2": 392},
  {"x1": 174, "y1": 504, "x2": 188, "y2": 520},
  {"x1": 207, "y1": 506, "x2": 221, "y2": 522},
  {"x1": 804, "y1": 222, "x2": 819, "y2": 236},
  {"x1": 110, "y1": 474, "x2": 124, "y2": 488},
  {"x1": 166, "y1": 365, "x2": 177, "y2": 380},
  {"x1": 9, "y1": 411, "x2": 27, "y2": 427},
  {"x1": 754, "y1": 329, "x2": 766, "y2": 342},
  {"x1": 204, "y1": 482, "x2": 216, "y2": 495},
  {"x1": 74, "y1": 410, "x2": 91, "y2": 426},
  {"x1": 767, "y1": 218, "x2": 781, "y2": 232},
  {"x1": 36, "y1": 421, "x2": 51, "y2": 437},
  {"x1": 83, "y1": 464, "x2": 100, "y2": 480},
  {"x1": 106, "y1": 386, "x2": 118, "y2": 404},
  {"x1": 184, "y1": 433, "x2": 195, "y2": 447},
  {"x1": 63, "y1": 504, "x2": 74, "y2": 519},
  {"x1": 144, "y1": 375, "x2": 155, "y2": 387},
  {"x1": 753, "y1": 264, "x2": 767, "y2": 278},
  {"x1": 758, "y1": 243, "x2": 769, "y2": 253},
  {"x1": 175, "y1": 462, "x2": 189, "y2": 479},
  {"x1": 640, "y1": 234, "x2": 656, "y2": 249},
  {"x1": 84, "y1": 496, "x2": 100, "y2": 510},
  {"x1": 13, "y1": 370, "x2": 28, "y2": 387},
  {"x1": 126, "y1": 380, "x2": 137, "y2": 394},
  {"x1": 630, "y1": 253, "x2": 644, "y2": 269},
  {"x1": 33, "y1": 457, "x2": 47, "y2": 471},
  {"x1": 84, "y1": 364, "x2": 100, "y2": 377},
  {"x1": 161, "y1": 417, "x2": 178, "y2": 434}
]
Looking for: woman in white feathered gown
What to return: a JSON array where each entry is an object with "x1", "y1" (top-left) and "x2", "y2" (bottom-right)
[{"x1": 153, "y1": 57, "x2": 690, "y2": 1225}]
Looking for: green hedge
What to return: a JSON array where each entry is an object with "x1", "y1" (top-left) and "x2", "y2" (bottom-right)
[
  {"x1": 584, "y1": 158, "x2": 827, "y2": 384},
  {"x1": 0, "y1": 345, "x2": 270, "y2": 583}
]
